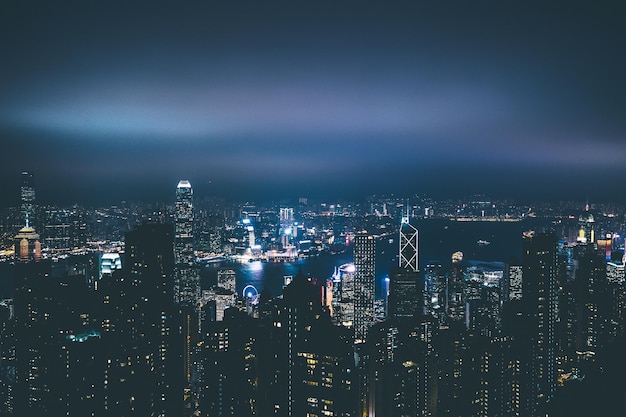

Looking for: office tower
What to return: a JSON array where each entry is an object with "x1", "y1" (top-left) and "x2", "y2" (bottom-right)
[
  {"x1": 388, "y1": 267, "x2": 422, "y2": 322},
  {"x1": 174, "y1": 182, "x2": 202, "y2": 415},
  {"x1": 175, "y1": 180, "x2": 194, "y2": 265},
  {"x1": 20, "y1": 171, "x2": 35, "y2": 228},
  {"x1": 522, "y1": 232, "x2": 557, "y2": 415},
  {"x1": 354, "y1": 233, "x2": 375, "y2": 344},
  {"x1": 389, "y1": 214, "x2": 422, "y2": 322},
  {"x1": 174, "y1": 180, "x2": 200, "y2": 306},
  {"x1": 399, "y1": 212, "x2": 418, "y2": 271},
  {"x1": 331, "y1": 264, "x2": 355, "y2": 328}
]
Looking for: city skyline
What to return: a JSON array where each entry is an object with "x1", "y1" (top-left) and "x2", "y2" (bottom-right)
[
  {"x1": 2, "y1": 170, "x2": 625, "y2": 415},
  {"x1": 1, "y1": 3, "x2": 625, "y2": 205}
]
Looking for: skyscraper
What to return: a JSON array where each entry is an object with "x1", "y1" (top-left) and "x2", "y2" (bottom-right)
[
  {"x1": 399, "y1": 211, "x2": 418, "y2": 272},
  {"x1": 522, "y1": 232, "x2": 557, "y2": 415},
  {"x1": 98, "y1": 223, "x2": 183, "y2": 416},
  {"x1": 20, "y1": 171, "x2": 35, "y2": 228},
  {"x1": 175, "y1": 180, "x2": 194, "y2": 266},
  {"x1": 388, "y1": 268, "x2": 422, "y2": 322},
  {"x1": 389, "y1": 214, "x2": 422, "y2": 322},
  {"x1": 174, "y1": 180, "x2": 199, "y2": 306},
  {"x1": 354, "y1": 233, "x2": 375, "y2": 344}
]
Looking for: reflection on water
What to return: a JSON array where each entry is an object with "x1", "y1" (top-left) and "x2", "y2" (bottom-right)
[{"x1": 205, "y1": 218, "x2": 537, "y2": 299}]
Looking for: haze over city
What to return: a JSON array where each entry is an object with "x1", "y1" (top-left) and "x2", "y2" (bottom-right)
[
  {"x1": 2, "y1": 3, "x2": 626, "y2": 413},
  {"x1": 1, "y1": 2, "x2": 625, "y2": 205}
]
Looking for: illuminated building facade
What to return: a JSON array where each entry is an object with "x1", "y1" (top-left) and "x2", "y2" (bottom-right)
[
  {"x1": 14, "y1": 226, "x2": 41, "y2": 262},
  {"x1": 607, "y1": 261, "x2": 625, "y2": 284},
  {"x1": 577, "y1": 205, "x2": 595, "y2": 244},
  {"x1": 399, "y1": 212, "x2": 418, "y2": 272},
  {"x1": 174, "y1": 180, "x2": 200, "y2": 306},
  {"x1": 330, "y1": 264, "x2": 356, "y2": 328},
  {"x1": 354, "y1": 233, "x2": 375, "y2": 344},
  {"x1": 175, "y1": 180, "x2": 194, "y2": 266},
  {"x1": 100, "y1": 253, "x2": 122, "y2": 277},
  {"x1": 505, "y1": 264, "x2": 523, "y2": 301},
  {"x1": 20, "y1": 171, "x2": 35, "y2": 229}
]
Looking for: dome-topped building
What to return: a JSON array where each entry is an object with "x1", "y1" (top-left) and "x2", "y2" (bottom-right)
[
  {"x1": 14, "y1": 224, "x2": 41, "y2": 262},
  {"x1": 577, "y1": 204, "x2": 595, "y2": 244}
]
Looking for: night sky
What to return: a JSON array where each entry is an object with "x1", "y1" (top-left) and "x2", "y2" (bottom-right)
[{"x1": 1, "y1": 2, "x2": 625, "y2": 205}]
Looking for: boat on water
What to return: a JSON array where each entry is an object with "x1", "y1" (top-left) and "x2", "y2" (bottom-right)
[{"x1": 477, "y1": 240, "x2": 491, "y2": 245}]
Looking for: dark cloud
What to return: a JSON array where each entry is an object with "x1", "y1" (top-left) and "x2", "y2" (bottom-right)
[{"x1": 1, "y1": 2, "x2": 625, "y2": 205}]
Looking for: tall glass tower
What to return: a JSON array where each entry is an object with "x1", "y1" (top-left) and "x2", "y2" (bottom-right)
[
  {"x1": 175, "y1": 180, "x2": 194, "y2": 265},
  {"x1": 20, "y1": 171, "x2": 35, "y2": 227},
  {"x1": 174, "y1": 180, "x2": 199, "y2": 306},
  {"x1": 399, "y1": 211, "x2": 418, "y2": 272},
  {"x1": 389, "y1": 211, "x2": 422, "y2": 322}
]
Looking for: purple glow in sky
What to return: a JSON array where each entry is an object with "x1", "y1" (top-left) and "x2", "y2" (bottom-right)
[{"x1": 1, "y1": 2, "x2": 625, "y2": 204}]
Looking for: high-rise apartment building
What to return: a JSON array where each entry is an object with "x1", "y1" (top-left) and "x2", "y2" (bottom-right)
[
  {"x1": 522, "y1": 232, "x2": 557, "y2": 415},
  {"x1": 98, "y1": 223, "x2": 183, "y2": 416}
]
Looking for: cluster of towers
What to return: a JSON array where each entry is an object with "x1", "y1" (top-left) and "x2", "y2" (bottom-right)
[{"x1": 6, "y1": 175, "x2": 625, "y2": 416}]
